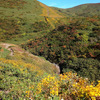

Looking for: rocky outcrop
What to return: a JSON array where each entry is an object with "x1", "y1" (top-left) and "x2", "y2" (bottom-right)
[{"x1": 53, "y1": 63, "x2": 60, "y2": 74}]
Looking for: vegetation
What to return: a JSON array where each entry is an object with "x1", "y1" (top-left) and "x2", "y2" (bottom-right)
[
  {"x1": 54, "y1": 3, "x2": 100, "y2": 17},
  {"x1": 0, "y1": 51, "x2": 100, "y2": 100},
  {"x1": 0, "y1": 0, "x2": 65, "y2": 42},
  {"x1": 0, "y1": 0, "x2": 100, "y2": 99},
  {"x1": 22, "y1": 18, "x2": 100, "y2": 82},
  {"x1": 0, "y1": 58, "x2": 100, "y2": 99}
]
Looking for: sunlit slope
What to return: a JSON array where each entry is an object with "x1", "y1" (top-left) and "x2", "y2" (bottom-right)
[
  {"x1": 39, "y1": 2, "x2": 65, "y2": 28},
  {"x1": 55, "y1": 3, "x2": 100, "y2": 17},
  {"x1": 0, "y1": 0, "x2": 65, "y2": 41},
  {"x1": 0, "y1": 43, "x2": 60, "y2": 74},
  {"x1": 39, "y1": 2, "x2": 64, "y2": 18},
  {"x1": 0, "y1": 0, "x2": 64, "y2": 23},
  {"x1": 0, "y1": 0, "x2": 43, "y2": 22}
]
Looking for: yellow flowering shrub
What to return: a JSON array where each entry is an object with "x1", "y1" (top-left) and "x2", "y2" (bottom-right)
[
  {"x1": 25, "y1": 72, "x2": 100, "y2": 99},
  {"x1": 36, "y1": 75, "x2": 59, "y2": 96},
  {"x1": 0, "y1": 58, "x2": 44, "y2": 76},
  {"x1": 0, "y1": 58, "x2": 100, "y2": 100}
]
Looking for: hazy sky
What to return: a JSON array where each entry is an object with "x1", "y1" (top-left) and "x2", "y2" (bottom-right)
[{"x1": 38, "y1": 0, "x2": 100, "y2": 8}]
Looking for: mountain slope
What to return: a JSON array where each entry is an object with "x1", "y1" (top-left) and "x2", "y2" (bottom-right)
[
  {"x1": 0, "y1": 0, "x2": 64, "y2": 24},
  {"x1": 54, "y1": 3, "x2": 100, "y2": 17},
  {"x1": 0, "y1": 0, "x2": 65, "y2": 41},
  {"x1": 0, "y1": 0, "x2": 42, "y2": 22},
  {"x1": 39, "y1": 2, "x2": 63, "y2": 18}
]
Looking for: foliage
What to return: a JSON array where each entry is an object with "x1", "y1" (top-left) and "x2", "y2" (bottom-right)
[
  {"x1": 63, "y1": 58, "x2": 100, "y2": 83},
  {"x1": 0, "y1": 0, "x2": 26, "y2": 9},
  {"x1": 1, "y1": 60, "x2": 100, "y2": 100},
  {"x1": 22, "y1": 21, "x2": 100, "y2": 82},
  {"x1": 0, "y1": 58, "x2": 45, "y2": 99},
  {"x1": 0, "y1": 47, "x2": 10, "y2": 58},
  {"x1": 0, "y1": 43, "x2": 57, "y2": 74},
  {"x1": 40, "y1": 2, "x2": 63, "y2": 18},
  {"x1": 31, "y1": 21, "x2": 50, "y2": 32},
  {"x1": 32, "y1": 72, "x2": 100, "y2": 100},
  {"x1": 0, "y1": 0, "x2": 64, "y2": 42}
]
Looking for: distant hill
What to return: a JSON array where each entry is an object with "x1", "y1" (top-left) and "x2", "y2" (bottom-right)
[{"x1": 54, "y1": 3, "x2": 100, "y2": 17}]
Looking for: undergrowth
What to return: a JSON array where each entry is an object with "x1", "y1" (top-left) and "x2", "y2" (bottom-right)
[{"x1": 0, "y1": 58, "x2": 100, "y2": 100}]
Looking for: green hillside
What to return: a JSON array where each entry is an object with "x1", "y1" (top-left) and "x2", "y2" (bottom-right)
[
  {"x1": 54, "y1": 3, "x2": 100, "y2": 17},
  {"x1": 0, "y1": 0, "x2": 43, "y2": 22},
  {"x1": 0, "y1": 0, "x2": 65, "y2": 42},
  {"x1": 0, "y1": 43, "x2": 59, "y2": 74},
  {"x1": 0, "y1": 0, "x2": 63, "y2": 22},
  {"x1": 0, "y1": 43, "x2": 59, "y2": 99}
]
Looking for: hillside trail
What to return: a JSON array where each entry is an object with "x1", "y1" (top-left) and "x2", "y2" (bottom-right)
[
  {"x1": 0, "y1": 43, "x2": 35, "y2": 56},
  {"x1": 0, "y1": 43, "x2": 61, "y2": 74},
  {"x1": 0, "y1": 43, "x2": 29, "y2": 57},
  {"x1": 46, "y1": 6, "x2": 63, "y2": 18},
  {"x1": 40, "y1": 2, "x2": 63, "y2": 18},
  {"x1": 0, "y1": 43, "x2": 50, "y2": 62},
  {"x1": 47, "y1": 7, "x2": 49, "y2": 16},
  {"x1": 0, "y1": 43, "x2": 15, "y2": 56}
]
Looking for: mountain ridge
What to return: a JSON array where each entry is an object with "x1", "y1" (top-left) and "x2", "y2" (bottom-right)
[{"x1": 53, "y1": 3, "x2": 100, "y2": 17}]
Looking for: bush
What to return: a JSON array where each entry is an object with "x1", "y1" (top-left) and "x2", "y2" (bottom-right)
[
  {"x1": 31, "y1": 21, "x2": 50, "y2": 32},
  {"x1": 63, "y1": 58, "x2": 100, "y2": 83}
]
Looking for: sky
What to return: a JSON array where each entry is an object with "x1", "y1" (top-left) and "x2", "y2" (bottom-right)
[{"x1": 38, "y1": 0, "x2": 100, "y2": 8}]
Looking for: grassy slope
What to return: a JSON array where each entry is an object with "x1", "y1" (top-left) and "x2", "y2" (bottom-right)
[
  {"x1": 0, "y1": 0, "x2": 43, "y2": 22},
  {"x1": 0, "y1": 0, "x2": 66, "y2": 43},
  {"x1": 0, "y1": 0, "x2": 65, "y2": 26},
  {"x1": 0, "y1": 43, "x2": 60, "y2": 99},
  {"x1": 53, "y1": 3, "x2": 100, "y2": 17},
  {"x1": 0, "y1": 43, "x2": 59, "y2": 74}
]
